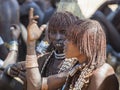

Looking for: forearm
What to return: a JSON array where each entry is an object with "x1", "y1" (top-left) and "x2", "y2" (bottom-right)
[
  {"x1": 40, "y1": 72, "x2": 68, "y2": 90},
  {"x1": 26, "y1": 44, "x2": 41, "y2": 90},
  {"x1": 3, "y1": 40, "x2": 19, "y2": 68},
  {"x1": 27, "y1": 68, "x2": 41, "y2": 90},
  {"x1": 26, "y1": 7, "x2": 48, "y2": 90},
  {"x1": 3, "y1": 51, "x2": 17, "y2": 68}
]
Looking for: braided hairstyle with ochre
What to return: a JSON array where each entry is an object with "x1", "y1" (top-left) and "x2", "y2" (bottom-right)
[
  {"x1": 48, "y1": 11, "x2": 78, "y2": 33},
  {"x1": 66, "y1": 19, "x2": 106, "y2": 89},
  {"x1": 48, "y1": 11, "x2": 79, "y2": 47}
]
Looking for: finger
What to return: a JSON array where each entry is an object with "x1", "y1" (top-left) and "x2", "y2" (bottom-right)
[
  {"x1": 18, "y1": 71, "x2": 26, "y2": 82},
  {"x1": 19, "y1": 61, "x2": 26, "y2": 71},
  {"x1": 39, "y1": 24, "x2": 47, "y2": 32},
  {"x1": 21, "y1": 64, "x2": 26, "y2": 71},
  {"x1": 29, "y1": 8, "x2": 34, "y2": 20},
  {"x1": 10, "y1": 67, "x2": 18, "y2": 72},
  {"x1": 14, "y1": 64, "x2": 23, "y2": 71},
  {"x1": 32, "y1": 15, "x2": 39, "y2": 20},
  {"x1": 32, "y1": 20, "x2": 37, "y2": 24},
  {"x1": 10, "y1": 65, "x2": 19, "y2": 71},
  {"x1": 38, "y1": 25, "x2": 47, "y2": 37},
  {"x1": 10, "y1": 70, "x2": 19, "y2": 77}
]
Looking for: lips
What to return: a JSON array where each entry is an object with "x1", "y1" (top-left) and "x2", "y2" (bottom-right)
[
  {"x1": 54, "y1": 41, "x2": 64, "y2": 47},
  {"x1": 56, "y1": 43, "x2": 62, "y2": 47}
]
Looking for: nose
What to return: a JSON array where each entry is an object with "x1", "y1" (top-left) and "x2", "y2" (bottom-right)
[
  {"x1": 56, "y1": 33, "x2": 64, "y2": 43},
  {"x1": 56, "y1": 33, "x2": 61, "y2": 40},
  {"x1": 64, "y1": 40, "x2": 67, "y2": 46}
]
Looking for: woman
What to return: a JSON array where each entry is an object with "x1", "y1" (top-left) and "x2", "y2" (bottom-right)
[
  {"x1": 62, "y1": 19, "x2": 119, "y2": 90},
  {"x1": 26, "y1": 8, "x2": 119, "y2": 90},
  {"x1": 5, "y1": 7, "x2": 79, "y2": 90}
]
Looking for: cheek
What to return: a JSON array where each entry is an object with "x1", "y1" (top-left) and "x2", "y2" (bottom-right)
[
  {"x1": 49, "y1": 34, "x2": 55, "y2": 41},
  {"x1": 62, "y1": 35, "x2": 66, "y2": 40},
  {"x1": 65, "y1": 44, "x2": 71, "y2": 55},
  {"x1": 65, "y1": 43, "x2": 78, "y2": 58}
]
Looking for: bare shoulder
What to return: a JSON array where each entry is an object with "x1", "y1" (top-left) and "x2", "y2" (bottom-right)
[
  {"x1": 89, "y1": 63, "x2": 119, "y2": 90},
  {"x1": 93, "y1": 63, "x2": 115, "y2": 77}
]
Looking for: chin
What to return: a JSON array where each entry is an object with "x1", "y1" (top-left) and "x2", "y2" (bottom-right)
[{"x1": 65, "y1": 54, "x2": 72, "y2": 58}]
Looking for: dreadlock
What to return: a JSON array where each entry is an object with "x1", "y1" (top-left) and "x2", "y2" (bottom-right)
[
  {"x1": 66, "y1": 19, "x2": 106, "y2": 89},
  {"x1": 48, "y1": 11, "x2": 78, "y2": 35},
  {"x1": 67, "y1": 19, "x2": 106, "y2": 68}
]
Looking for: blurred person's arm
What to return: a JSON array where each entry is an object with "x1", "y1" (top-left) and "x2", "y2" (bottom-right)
[{"x1": 2, "y1": 24, "x2": 21, "y2": 68}]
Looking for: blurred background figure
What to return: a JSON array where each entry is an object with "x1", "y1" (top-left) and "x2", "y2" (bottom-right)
[
  {"x1": 57, "y1": 0, "x2": 84, "y2": 19},
  {"x1": 0, "y1": 0, "x2": 19, "y2": 61}
]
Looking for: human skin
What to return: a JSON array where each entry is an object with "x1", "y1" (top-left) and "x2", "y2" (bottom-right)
[
  {"x1": 64, "y1": 19, "x2": 119, "y2": 90},
  {"x1": 0, "y1": 0, "x2": 19, "y2": 60},
  {"x1": 26, "y1": 8, "x2": 68, "y2": 90}
]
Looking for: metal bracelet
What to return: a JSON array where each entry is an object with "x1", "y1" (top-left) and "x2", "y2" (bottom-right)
[{"x1": 9, "y1": 41, "x2": 18, "y2": 51}]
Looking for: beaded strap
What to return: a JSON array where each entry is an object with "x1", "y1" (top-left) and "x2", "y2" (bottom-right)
[
  {"x1": 69, "y1": 65, "x2": 95, "y2": 90},
  {"x1": 59, "y1": 58, "x2": 77, "y2": 73}
]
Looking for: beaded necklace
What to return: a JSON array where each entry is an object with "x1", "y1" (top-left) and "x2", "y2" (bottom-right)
[{"x1": 58, "y1": 58, "x2": 78, "y2": 73}]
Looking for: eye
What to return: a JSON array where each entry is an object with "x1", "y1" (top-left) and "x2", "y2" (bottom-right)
[
  {"x1": 50, "y1": 30, "x2": 56, "y2": 35},
  {"x1": 60, "y1": 30, "x2": 66, "y2": 34}
]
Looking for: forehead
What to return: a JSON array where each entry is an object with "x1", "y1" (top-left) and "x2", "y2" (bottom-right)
[
  {"x1": 50, "y1": 28, "x2": 67, "y2": 31},
  {"x1": 48, "y1": 24, "x2": 68, "y2": 32}
]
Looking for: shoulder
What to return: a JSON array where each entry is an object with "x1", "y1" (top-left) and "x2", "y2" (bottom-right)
[
  {"x1": 90, "y1": 63, "x2": 119, "y2": 90},
  {"x1": 93, "y1": 63, "x2": 115, "y2": 78}
]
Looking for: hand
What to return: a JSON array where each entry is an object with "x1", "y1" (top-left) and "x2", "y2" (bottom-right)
[
  {"x1": 6, "y1": 61, "x2": 26, "y2": 78},
  {"x1": 10, "y1": 24, "x2": 21, "y2": 41},
  {"x1": 27, "y1": 8, "x2": 46, "y2": 43}
]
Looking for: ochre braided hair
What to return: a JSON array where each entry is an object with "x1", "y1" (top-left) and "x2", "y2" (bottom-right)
[
  {"x1": 48, "y1": 11, "x2": 78, "y2": 33},
  {"x1": 66, "y1": 19, "x2": 106, "y2": 89},
  {"x1": 67, "y1": 19, "x2": 106, "y2": 68},
  {"x1": 46, "y1": 11, "x2": 78, "y2": 51}
]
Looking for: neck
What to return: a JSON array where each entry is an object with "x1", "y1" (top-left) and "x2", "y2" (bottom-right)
[
  {"x1": 54, "y1": 50, "x2": 65, "y2": 60},
  {"x1": 76, "y1": 54, "x2": 87, "y2": 64}
]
